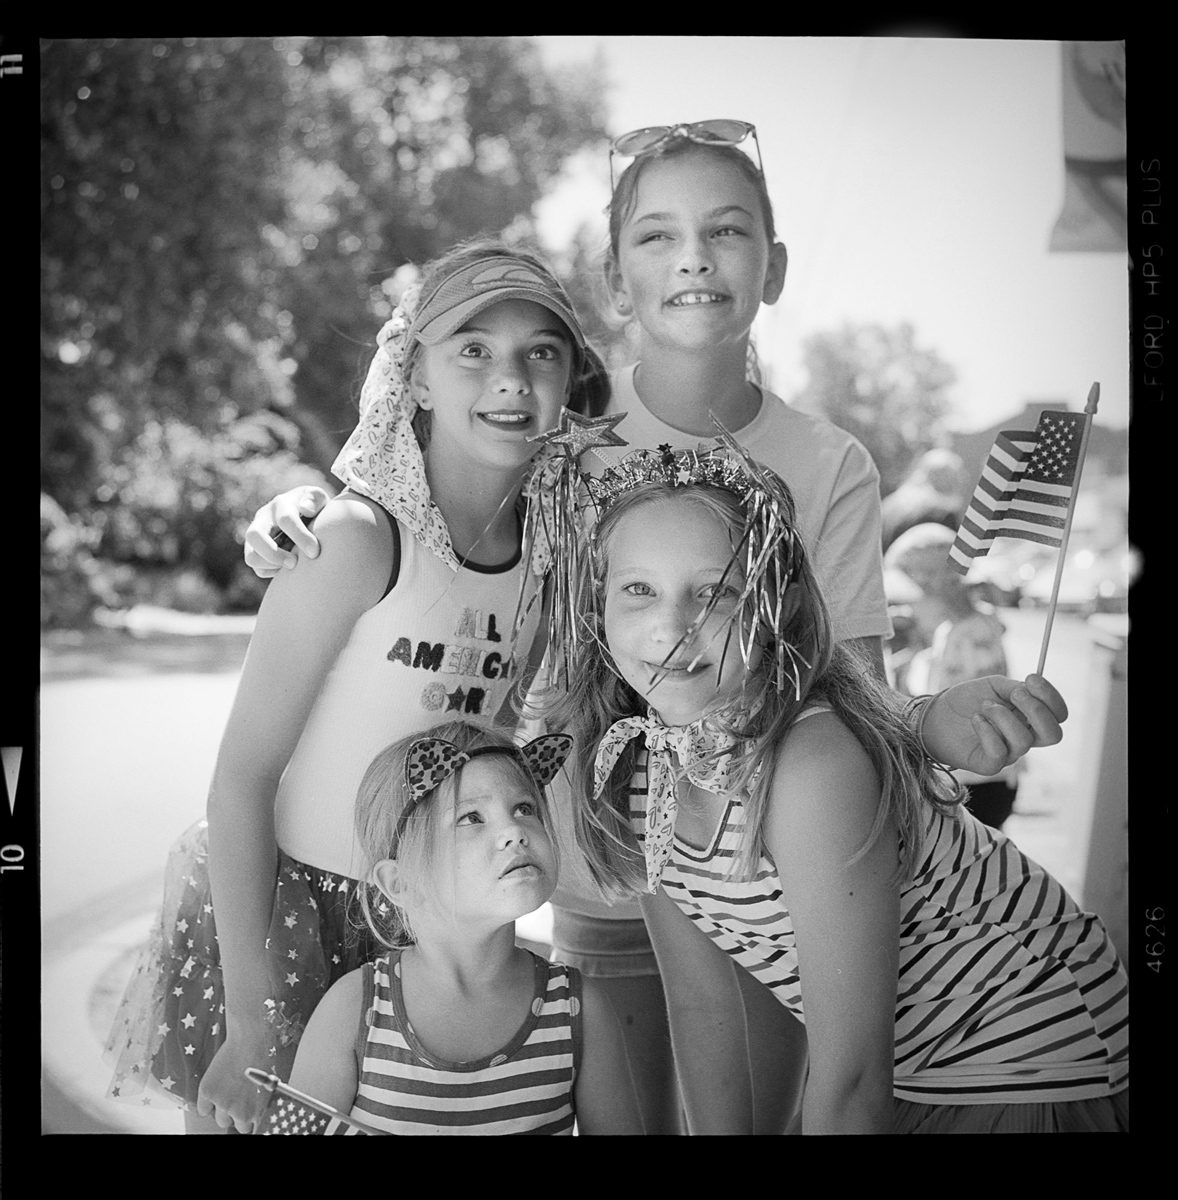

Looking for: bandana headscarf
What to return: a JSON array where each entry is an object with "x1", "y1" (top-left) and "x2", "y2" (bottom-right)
[
  {"x1": 332, "y1": 255, "x2": 592, "y2": 574},
  {"x1": 330, "y1": 286, "x2": 468, "y2": 570},
  {"x1": 591, "y1": 710, "x2": 756, "y2": 892}
]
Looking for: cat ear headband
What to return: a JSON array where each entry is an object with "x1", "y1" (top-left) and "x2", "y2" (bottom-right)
[
  {"x1": 515, "y1": 411, "x2": 810, "y2": 703},
  {"x1": 392, "y1": 733, "x2": 574, "y2": 852}
]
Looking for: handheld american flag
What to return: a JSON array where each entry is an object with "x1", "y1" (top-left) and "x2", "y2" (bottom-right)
[
  {"x1": 948, "y1": 408, "x2": 1089, "y2": 574},
  {"x1": 246, "y1": 1068, "x2": 382, "y2": 1135}
]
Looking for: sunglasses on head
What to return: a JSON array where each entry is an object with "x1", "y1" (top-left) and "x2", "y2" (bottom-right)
[{"x1": 609, "y1": 119, "x2": 764, "y2": 189}]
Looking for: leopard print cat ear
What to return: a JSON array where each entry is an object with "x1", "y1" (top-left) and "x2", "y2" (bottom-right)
[
  {"x1": 518, "y1": 733, "x2": 574, "y2": 790},
  {"x1": 404, "y1": 738, "x2": 471, "y2": 804}
]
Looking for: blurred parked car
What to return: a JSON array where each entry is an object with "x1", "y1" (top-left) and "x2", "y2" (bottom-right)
[{"x1": 1021, "y1": 544, "x2": 1139, "y2": 615}]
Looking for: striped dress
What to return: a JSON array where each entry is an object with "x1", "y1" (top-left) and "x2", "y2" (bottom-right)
[
  {"x1": 349, "y1": 949, "x2": 582, "y2": 1134},
  {"x1": 629, "y1": 739, "x2": 1129, "y2": 1106}
]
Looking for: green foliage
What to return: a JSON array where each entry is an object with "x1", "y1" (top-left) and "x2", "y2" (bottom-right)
[
  {"x1": 41, "y1": 414, "x2": 330, "y2": 623},
  {"x1": 40, "y1": 36, "x2": 608, "y2": 626},
  {"x1": 790, "y1": 322, "x2": 958, "y2": 496}
]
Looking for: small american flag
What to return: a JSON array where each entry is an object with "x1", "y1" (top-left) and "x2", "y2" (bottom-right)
[
  {"x1": 949, "y1": 409, "x2": 1088, "y2": 574},
  {"x1": 246, "y1": 1068, "x2": 380, "y2": 1135}
]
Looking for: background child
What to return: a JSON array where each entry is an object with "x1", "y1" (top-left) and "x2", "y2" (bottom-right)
[
  {"x1": 540, "y1": 441, "x2": 1127, "y2": 1135},
  {"x1": 238, "y1": 123, "x2": 1069, "y2": 1131},
  {"x1": 884, "y1": 522, "x2": 1021, "y2": 830},
  {"x1": 286, "y1": 720, "x2": 641, "y2": 1135},
  {"x1": 104, "y1": 240, "x2": 607, "y2": 1133}
]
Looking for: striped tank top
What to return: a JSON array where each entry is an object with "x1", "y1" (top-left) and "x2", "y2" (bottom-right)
[
  {"x1": 349, "y1": 950, "x2": 582, "y2": 1134},
  {"x1": 629, "y1": 712, "x2": 1129, "y2": 1106}
]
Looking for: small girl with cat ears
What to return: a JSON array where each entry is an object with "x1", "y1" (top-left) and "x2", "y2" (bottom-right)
[
  {"x1": 532, "y1": 436, "x2": 1128, "y2": 1135},
  {"x1": 288, "y1": 720, "x2": 641, "y2": 1135}
]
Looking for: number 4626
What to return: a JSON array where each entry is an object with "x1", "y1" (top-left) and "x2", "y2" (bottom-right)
[{"x1": 1146, "y1": 907, "x2": 1165, "y2": 973}]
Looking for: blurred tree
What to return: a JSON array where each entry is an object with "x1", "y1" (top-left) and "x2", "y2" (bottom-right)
[
  {"x1": 42, "y1": 38, "x2": 294, "y2": 506},
  {"x1": 552, "y1": 220, "x2": 631, "y2": 370},
  {"x1": 790, "y1": 321, "x2": 957, "y2": 496},
  {"x1": 40, "y1": 36, "x2": 607, "y2": 623}
]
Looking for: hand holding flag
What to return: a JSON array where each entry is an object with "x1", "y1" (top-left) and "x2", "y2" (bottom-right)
[{"x1": 246, "y1": 1068, "x2": 383, "y2": 1135}]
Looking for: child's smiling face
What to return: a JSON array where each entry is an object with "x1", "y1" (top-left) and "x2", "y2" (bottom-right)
[
  {"x1": 413, "y1": 298, "x2": 573, "y2": 472},
  {"x1": 607, "y1": 148, "x2": 786, "y2": 356},
  {"x1": 601, "y1": 494, "x2": 752, "y2": 726}
]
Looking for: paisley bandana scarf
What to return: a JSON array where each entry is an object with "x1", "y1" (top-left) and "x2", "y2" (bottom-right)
[
  {"x1": 591, "y1": 711, "x2": 755, "y2": 892},
  {"x1": 329, "y1": 286, "x2": 469, "y2": 570}
]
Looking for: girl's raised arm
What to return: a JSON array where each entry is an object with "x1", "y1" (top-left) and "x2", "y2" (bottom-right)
[
  {"x1": 196, "y1": 495, "x2": 391, "y2": 1132},
  {"x1": 764, "y1": 710, "x2": 899, "y2": 1135}
]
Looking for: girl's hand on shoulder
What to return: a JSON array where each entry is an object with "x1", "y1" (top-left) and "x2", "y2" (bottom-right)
[
  {"x1": 243, "y1": 485, "x2": 333, "y2": 578},
  {"x1": 922, "y1": 674, "x2": 1067, "y2": 775},
  {"x1": 255, "y1": 493, "x2": 394, "y2": 630}
]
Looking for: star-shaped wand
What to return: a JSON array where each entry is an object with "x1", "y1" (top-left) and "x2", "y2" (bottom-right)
[{"x1": 529, "y1": 407, "x2": 628, "y2": 459}]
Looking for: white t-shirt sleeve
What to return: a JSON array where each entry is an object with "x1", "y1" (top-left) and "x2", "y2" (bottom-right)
[{"x1": 806, "y1": 438, "x2": 892, "y2": 644}]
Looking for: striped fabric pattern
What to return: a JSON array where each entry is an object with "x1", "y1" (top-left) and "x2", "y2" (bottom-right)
[
  {"x1": 628, "y1": 752, "x2": 1129, "y2": 1105},
  {"x1": 350, "y1": 950, "x2": 581, "y2": 1135}
]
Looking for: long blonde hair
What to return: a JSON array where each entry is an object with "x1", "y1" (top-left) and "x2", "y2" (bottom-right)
[{"x1": 536, "y1": 483, "x2": 962, "y2": 900}]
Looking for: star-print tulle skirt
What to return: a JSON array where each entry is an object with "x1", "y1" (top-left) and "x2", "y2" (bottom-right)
[{"x1": 103, "y1": 819, "x2": 382, "y2": 1110}]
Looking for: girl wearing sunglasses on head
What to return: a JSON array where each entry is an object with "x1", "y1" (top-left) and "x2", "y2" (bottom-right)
[{"x1": 240, "y1": 123, "x2": 1068, "y2": 1133}]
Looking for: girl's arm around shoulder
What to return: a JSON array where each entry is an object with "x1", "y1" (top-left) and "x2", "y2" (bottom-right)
[
  {"x1": 261, "y1": 491, "x2": 394, "y2": 616},
  {"x1": 764, "y1": 711, "x2": 898, "y2": 1134},
  {"x1": 571, "y1": 973, "x2": 647, "y2": 1135},
  {"x1": 243, "y1": 483, "x2": 335, "y2": 578},
  {"x1": 287, "y1": 965, "x2": 365, "y2": 1116}
]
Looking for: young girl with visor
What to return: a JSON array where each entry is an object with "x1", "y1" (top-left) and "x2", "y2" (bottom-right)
[{"x1": 103, "y1": 239, "x2": 610, "y2": 1133}]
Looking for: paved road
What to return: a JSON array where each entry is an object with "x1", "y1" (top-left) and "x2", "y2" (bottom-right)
[{"x1": 37, "y1": 607, "x2": 1124, "y2": 1133}]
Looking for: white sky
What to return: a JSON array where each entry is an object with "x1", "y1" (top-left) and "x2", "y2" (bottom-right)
[{"x1": 531, "y1": 36, "x2": 1130, "y2": 433}]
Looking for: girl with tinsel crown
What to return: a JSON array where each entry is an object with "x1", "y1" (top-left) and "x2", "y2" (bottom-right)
[{"x1": 526, "y1": 429, "x2": 1128, "y2": 1134}]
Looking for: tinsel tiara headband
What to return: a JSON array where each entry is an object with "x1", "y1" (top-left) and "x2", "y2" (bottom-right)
[{"x1": 513, "y1": 410, "x2": 810, "y2": 703}]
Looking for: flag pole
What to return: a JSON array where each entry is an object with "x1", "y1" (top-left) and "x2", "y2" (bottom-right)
[{"x1": 1035, "y1": 382, "x2": 1101, "y2": 675}]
